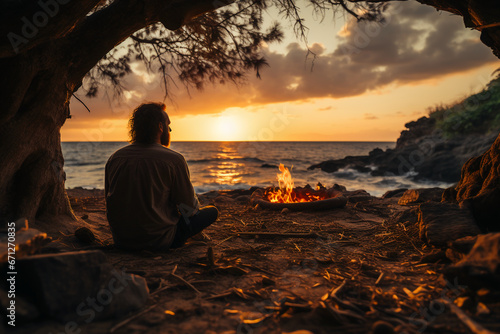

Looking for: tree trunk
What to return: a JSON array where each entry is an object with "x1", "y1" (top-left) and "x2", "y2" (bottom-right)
[{"x1": 0, "y1": 52, "x2": 74, "y2": 224}]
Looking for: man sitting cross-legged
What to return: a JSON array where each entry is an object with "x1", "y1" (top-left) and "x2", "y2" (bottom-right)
[{"x1": 105, "y1": 102, "x2": 218, "y2": 251}]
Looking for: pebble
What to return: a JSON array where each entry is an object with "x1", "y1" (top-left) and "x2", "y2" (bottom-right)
[
  {"x1": 74, "y1": 227, "x2": 95, "y2": 243},
  {"x1": 476, "y1": 302, "x2": 490, "y2": 316},
  {"x1": 454, "y1": 296, "x2": 473, "y2": 310},
  {"x1": 371, "y1": 320, "x2": 395, "y2": 334}
]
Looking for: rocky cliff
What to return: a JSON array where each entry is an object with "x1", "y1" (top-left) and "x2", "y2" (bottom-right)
[
  {"x1": 309, "y1": 75, "x2": 500, "y2": 183},
  {"x1": 309, "y1": 116, "x2": 498, "y2": 183}
]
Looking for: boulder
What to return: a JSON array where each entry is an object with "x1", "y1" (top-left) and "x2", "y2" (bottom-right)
[
  {"x1": 332, "y1": 184, "x2": 347, "y2": 192},
  {"x1": 445, "y1": 232, "x2": 500, "y2": 290},
  {"x1": 398, "y1": 188, "x2": 444, "y2": 206},
  {"x1": 260, "y1": 163, "x2": 278, "y2": 168},
  {"x1": 445, "y1": 236, "x2": 479, "y2": 263},
  {"x1": 369, "y1": 147, "x2": 384, "y2": 157},
  {"x1": 381, "y1": 188, "x2": 407, "y2": 199},
  {"x1": 396, "y1": 116, "x2": 436, "y2": 149},
  {"x1": 74, "y1": 227, "x2": 96, "y2": 243},
  {"x1": 446, "y1": 133, "x2": 500, "y2": 231},
  {"x1": 418, "y1": 202, "x2": 481, "y2": 246},
  {"x1": 344, "y1": 190, "x2": 372, "y2": 203},
  {"x1": 15, "y1": 250, "x2": 149, "y2": 322},
  {"x1": 307, "y1": 155, "x2": 372, "y2": 174},
  {"x1": 448, "y1": 235, "x2": 478, "y2": 254}
]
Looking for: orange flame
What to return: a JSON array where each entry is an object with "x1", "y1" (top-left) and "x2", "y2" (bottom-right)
[{"x1": 264, "y1": 164, "x2": 330, "y2": 203}]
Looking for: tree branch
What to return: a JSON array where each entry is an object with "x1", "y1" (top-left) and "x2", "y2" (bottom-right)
[
  {"x1": 64, "y1": 0, "x2": 237, "y2": 85},
  {"x1": 64, "y1": 0, "x2": 147, "y2": 84},
  {"x1": 0, "y1": 0, "x2": 103, "y2": 58}
]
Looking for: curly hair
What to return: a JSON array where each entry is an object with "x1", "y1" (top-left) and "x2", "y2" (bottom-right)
[{"x1": 129, "y1": 103, "x2": 167, "y2": 144}]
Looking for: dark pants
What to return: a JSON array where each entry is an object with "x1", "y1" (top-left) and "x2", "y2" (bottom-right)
[{"x1": 170, "y1": 206, "x2": 219, "y2": 248}]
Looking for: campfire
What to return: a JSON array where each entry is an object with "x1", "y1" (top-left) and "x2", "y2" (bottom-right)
[
  {"x1": 250, "y1": 163, "x2": 347, "y2": 211},
  {"x1": 264, "y1": 164, "x2": 331, "y2": 203}
]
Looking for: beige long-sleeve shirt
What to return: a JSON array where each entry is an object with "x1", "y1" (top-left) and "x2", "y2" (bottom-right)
[{"x1": 105, "y1": 143, "x2": 200, "y2": 250}]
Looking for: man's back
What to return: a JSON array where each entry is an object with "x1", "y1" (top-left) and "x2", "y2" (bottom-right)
[{"x1": 105, "y1": 143, "x2": 199, "y2": 250}]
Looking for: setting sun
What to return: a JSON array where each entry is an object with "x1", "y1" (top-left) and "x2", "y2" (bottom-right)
[{"x1": 213, "y1": 114, "x2": 243, "y2": 141}]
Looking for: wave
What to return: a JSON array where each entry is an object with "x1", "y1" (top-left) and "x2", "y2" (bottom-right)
[
  {"x1": 187, "y1": 157, "x2": 265, "y2": 164},
  {"x1": 65, "y1": 161, "x2": 102, "y2": 167},
  {"x1": 331, "y1": 170, "x2": 357, "y2": 180}
]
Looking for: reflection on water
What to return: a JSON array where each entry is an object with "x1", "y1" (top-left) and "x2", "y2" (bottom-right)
[{"x1": 207, "y1": 143, "x2": 245, "y2": 185}]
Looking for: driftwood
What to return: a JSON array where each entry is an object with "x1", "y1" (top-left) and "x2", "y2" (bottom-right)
[
  {"x1": 441, "y1": 299, "x2": 496, "y2": 334},
  {"x1": 252, "y1": 196, "x2": 347, "y2": 211}
]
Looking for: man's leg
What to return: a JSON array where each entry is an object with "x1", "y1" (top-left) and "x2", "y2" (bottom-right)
[{"x1": 170, "y1": 206, "x2": 218, "y2": 248}]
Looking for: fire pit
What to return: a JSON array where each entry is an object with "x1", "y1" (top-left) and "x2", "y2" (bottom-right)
[{"x1": 251, "y1": 164, "x2": 347, "y2": 211}]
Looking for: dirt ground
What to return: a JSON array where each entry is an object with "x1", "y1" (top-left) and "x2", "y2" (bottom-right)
[{"x1": 15, "y1": 188, "x2": 500, "y2": 334}]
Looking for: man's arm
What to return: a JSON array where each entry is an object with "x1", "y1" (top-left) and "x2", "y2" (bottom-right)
[
  {"x1": 104, "y1": 160, "x2": 110, "y2": 199},
  {"x1": 172, "y1": 157, "x2": 200, "y2": 218}
]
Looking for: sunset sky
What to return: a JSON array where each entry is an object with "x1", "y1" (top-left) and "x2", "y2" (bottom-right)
[{"x1": 61, "y1": 1, "x2": 499, "y2": 142}]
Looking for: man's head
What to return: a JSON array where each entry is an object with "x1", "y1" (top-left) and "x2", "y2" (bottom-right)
[{"x1": 129, "y1": 103, "x2": 171, "y2": 147}]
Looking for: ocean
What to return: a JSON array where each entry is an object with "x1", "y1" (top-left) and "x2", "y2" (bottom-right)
[{"x1": 62, "y1": 141, "x2": 452, "y2": 197}]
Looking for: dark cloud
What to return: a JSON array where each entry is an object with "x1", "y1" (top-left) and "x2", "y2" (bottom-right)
[
  {"x1": 67, "y1": 1, "x2": 497, "y2": 123},
  {"x1": 250, "y1": 1, "x2": 497, "y2": 104}
]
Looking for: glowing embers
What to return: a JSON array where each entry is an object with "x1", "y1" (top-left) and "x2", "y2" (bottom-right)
[{"x1": 263, "y1": 164, "x2": 331, "y2": 203}]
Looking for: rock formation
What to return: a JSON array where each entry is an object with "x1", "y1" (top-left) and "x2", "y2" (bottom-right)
[
  {"x1": 443, "y1": 134, "x2": 500, "y2": 231},
  {"x1": 445, "y1": 232, "x2": 500, "y2": 289},
  {"x1": 309, "y1": 116, "x2": 498, "y2": 183}
]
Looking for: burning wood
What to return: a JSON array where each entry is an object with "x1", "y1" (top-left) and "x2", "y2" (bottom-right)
[
  {"x1": 263, "y1": 164, "x2": 333, "y2": 203},
  {"x1": 251, "y1": 163, "x2": 347, "y2": 211}
]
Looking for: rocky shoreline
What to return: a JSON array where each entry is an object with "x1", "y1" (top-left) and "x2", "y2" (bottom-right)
[{"x1": 308, "y1": 116, "x2": 499, "y2": 183}]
